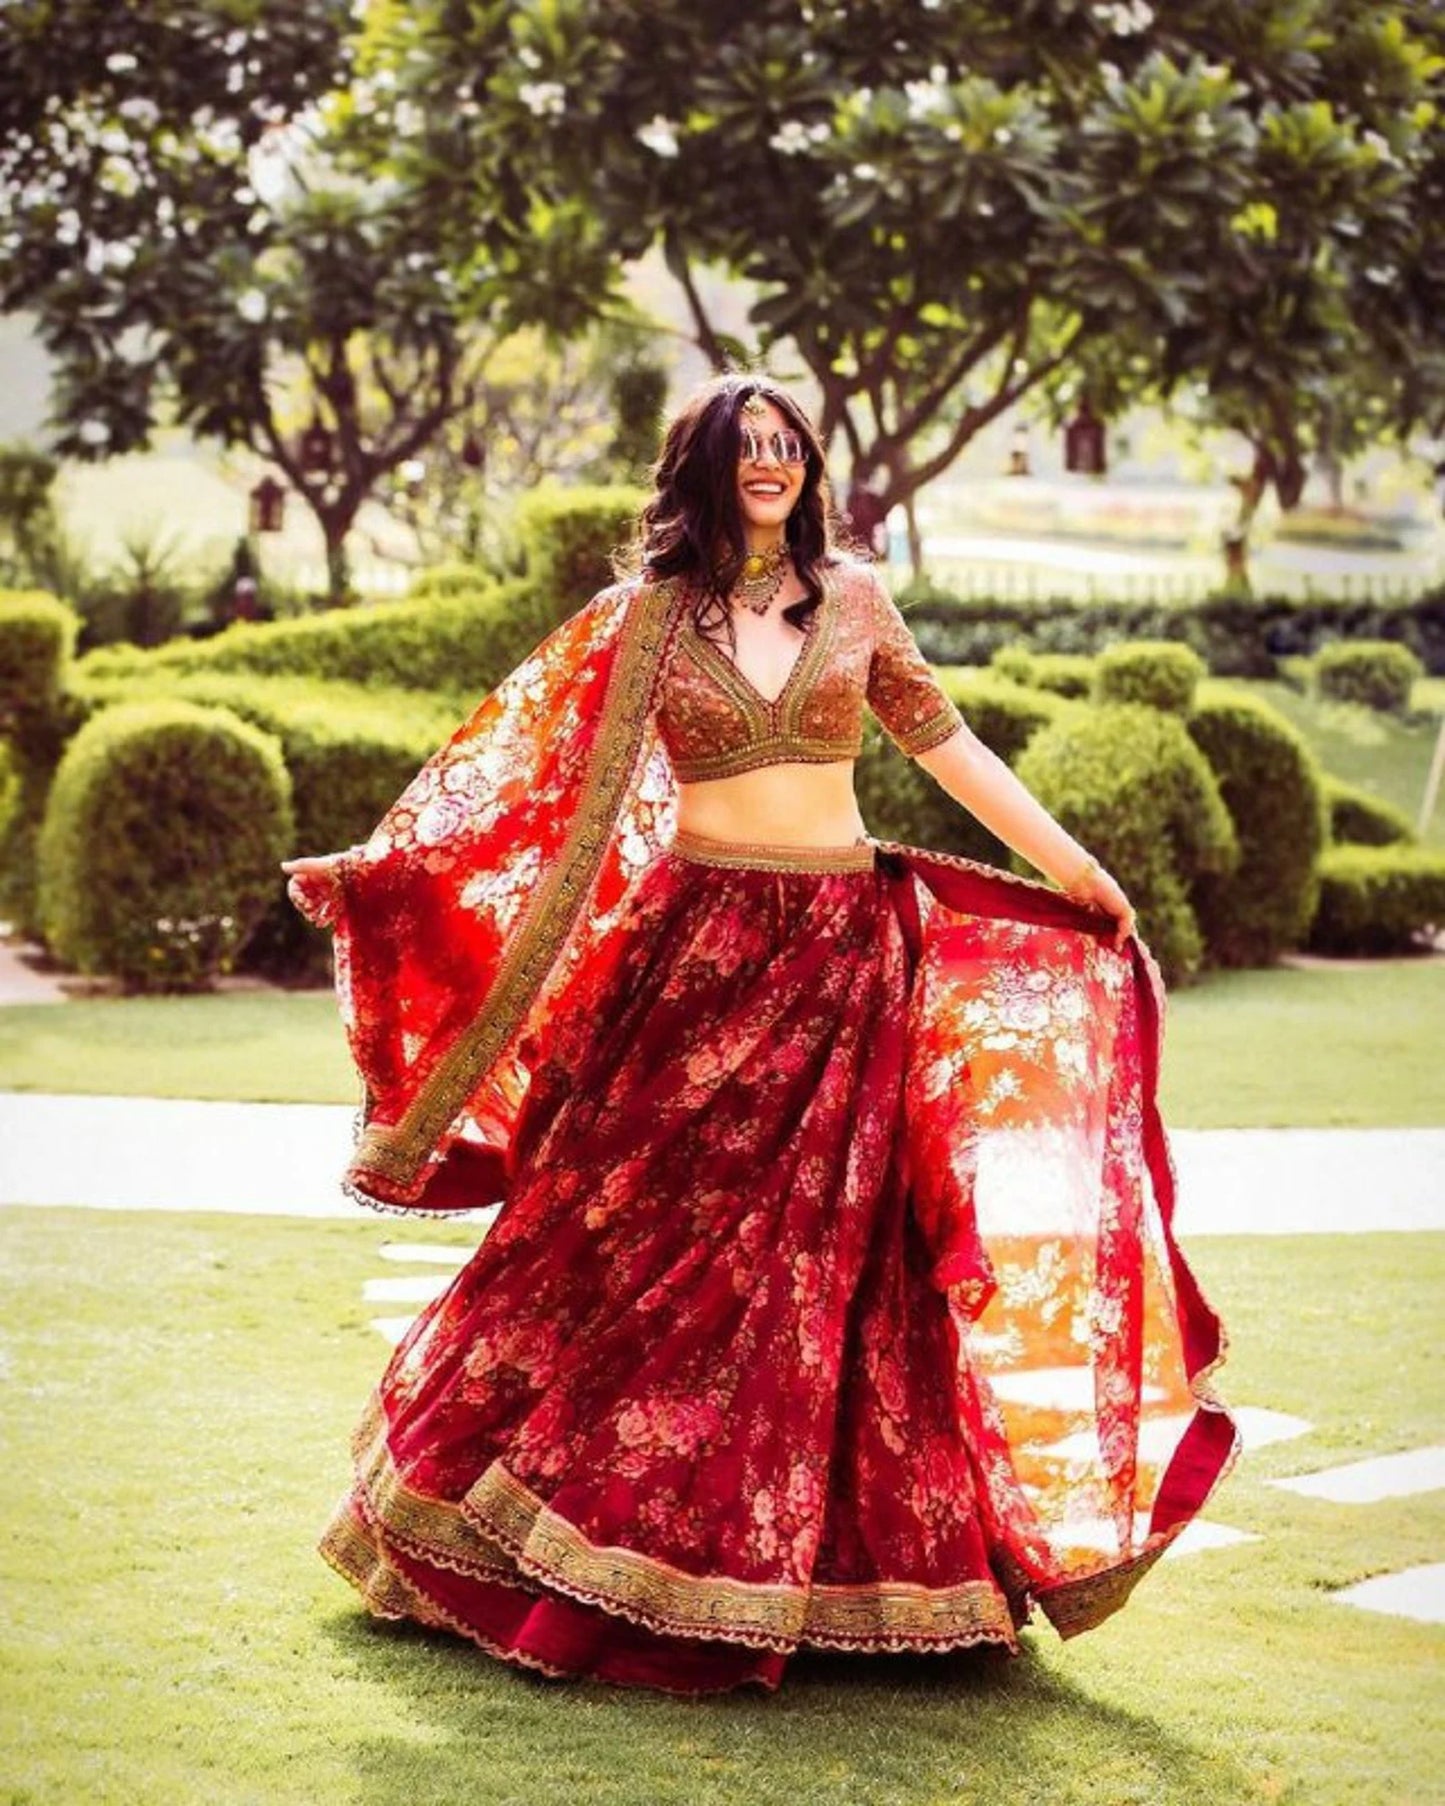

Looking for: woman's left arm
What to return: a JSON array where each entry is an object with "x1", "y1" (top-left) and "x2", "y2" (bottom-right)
[{"x1": 916, "y1": 724, "x2": 1138, "y2": 947}]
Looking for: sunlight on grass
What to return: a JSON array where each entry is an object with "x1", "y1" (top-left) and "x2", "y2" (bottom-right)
[
  {"x1": 1, "y1": 958, "x2": 1440, "y2": 1127},
  {"x1": 0, "y1": 1210, "x2": 1438, "y2": 1805}
]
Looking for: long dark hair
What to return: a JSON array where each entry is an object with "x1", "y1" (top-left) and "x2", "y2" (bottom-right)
[{"x1": 623, "y1": 373, "x2": 838, "y2": 647}]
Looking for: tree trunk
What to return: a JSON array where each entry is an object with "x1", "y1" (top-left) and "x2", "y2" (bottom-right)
[{"x1": 904, "y1": 495, "x2": 924, "y2": 579}]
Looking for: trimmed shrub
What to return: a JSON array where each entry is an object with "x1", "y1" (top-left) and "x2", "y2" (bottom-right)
[
  {"x1": 855, "y1": 670, "x2": 1070, "y2": 864},
  {"x1": 1312, "y1": 639, "x2": 1424, "y2": 714},
  {"x1": 79, "y1": 577, "x2": 535, "y2": 696},
  {"x1": 0, "y1": 737, "x2": 18, "y2": 844},
  {"x1": 1186, "y1": 683, "x2": 1327, "y2": 967},
  {"x1": 0, "y1": 589, "x2": 76, "y2": 725},
  {"x1": 1094, "y1": 639, "x2": 1206, "y2": 714},
  {"x1": 36, "y1": 700, "x2": 294, "y2": 991},
  {"x1": 0, "y1": 590, "x2": 82, "y2": 930},
  {"x1": 1308, "y1": 845, "x2": 1445, "y2": 955},
  {"x1": 987, "y1": 646, "x2": 1095, "y2": 698},
  {"x1": 1322, "y1": 776, "x2": 1416, "y2": 848},
  {"x1": 72, "y1": 668, "x2": 460, "y2": 978},
  {"x1": 900, "y1": 582, "x2": 1445, "y2": 676},
  {"x1": 1014, "y1": 703, "x2": 1238, "y2": 985},
  {"x1": 517, "y1": 483, "x2": 646, "y2": 616}
]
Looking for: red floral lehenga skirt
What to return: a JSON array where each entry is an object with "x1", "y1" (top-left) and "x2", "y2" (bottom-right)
[{"x1": 318, "y1": 830, "x2": 1233, "y2": 1695}]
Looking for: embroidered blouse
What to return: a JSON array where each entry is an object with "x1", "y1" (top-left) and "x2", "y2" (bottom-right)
[{"x1": 655, "y1": 560, "x2": 964, "y2": 783}]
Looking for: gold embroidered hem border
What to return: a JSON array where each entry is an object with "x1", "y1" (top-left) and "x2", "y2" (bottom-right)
[{"x1": 341, "y1": 1390, "x2": 1022, "y2": 1656}]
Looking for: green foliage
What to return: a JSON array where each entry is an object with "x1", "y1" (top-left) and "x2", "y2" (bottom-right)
[
  {"x1": 1308, "y1": 844, "x2": 1445, "y2": 955},
  {"x1": 1094, "y1": 639, "x2": 1207, "y2": 713},
  {"x1": 79, "y1": 577, "x2": 533, "y2": 696},
  {"x1": 1312, "y1": 638, "x2": 1425, "y2": 714},
  {"x1": 1014, "y1": 703, "x2": 1238, "y2": 985},
  {"x1": 36, "y1": 700, "x2": 294, "y2": 991},
  {"x1": 0, "y1": 735, "x2": 18, "y2": 845},
  {"x1": 72, "y1": 669, "x2": 460, "y2": 978},
  {"x1": 0, "y1": 444, "x2": 61, "y2": 586},
  {"x1": 0, "y1": 589, "x2": 83, "y2": 930},
  {"x1": 516, "y1": 484, "x2": 646, "y2": 616},
  {"x1": 1187, "y1": 684, "x2": 1327, "y2": 967},
  {"x1": 903, "y1": 585, "x2": 1445, "y2": 677},
  {"x1": 855, "y1": 670, "x2": 1069, "y2": 864},
  {"x1": 0, "y1": 588, "x2": 76, "y2": 725},
  {"x1": 986, "y1": 646, "x2": 1095, "y2": 698},
  {"x1": 1322, "y1": 776, "x2": 1416, "y2": 848}
]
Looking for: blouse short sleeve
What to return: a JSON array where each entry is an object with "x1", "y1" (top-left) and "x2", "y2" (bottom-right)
[{"x1": 863, "y1": 568, "x2": 965, "y2": 757}]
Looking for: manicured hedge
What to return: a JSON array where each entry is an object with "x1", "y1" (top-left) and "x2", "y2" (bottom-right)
[
  {"x1": 36, "y1": 700, "x2": 294, "y2": 991},
  {"x1": 1312, "y1": 639, "x2": 1424, "y2": 714},
  {"x1": 855, "y1": 670, "x2": 1071, "y2": 865},
  {"x1": 0, "y1": 589, "x2": 76, "y2": 725},
  {"x1": 1094, "y1": 640, "x2": 1206, "y2": 714},
  {"x1": 73, "y1": 668, "x2": 461, "y2": 977},
  {"x1": 0, "y1": 737, "x2": 19, "y2": 846},
  {"x1": 1308, "y1": 845, "x2": 1445, "y2": 955},
  {"x1": 0, "y1": 589, "x2": 83, "y2": 932},
  {"x1": 1322, "y1": 776, "x2": 1416, "y2": 848},
  {"x1": 517, "y1": 484, "x2": 647, "y2": 615},
  {"x1": 1187, "y1": 683, "x2": 1327, "y2": 967},
  {"x1": 1014, "y1": 702, "x2": 1238, "y2": 984},
  {"x1": 79, "y1": 577, "x2": 535, "y2": 696},
  {"x1": 897, "y1": 581, "x2": 1445, "y2": 676},
  {"x1": 987, "y1": 647, "x2": 1096, "y2": 698}
]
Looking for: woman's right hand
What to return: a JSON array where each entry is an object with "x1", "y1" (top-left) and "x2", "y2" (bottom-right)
[{"x1": 280, "y1": 850, "x2": 355, "y2": 928}]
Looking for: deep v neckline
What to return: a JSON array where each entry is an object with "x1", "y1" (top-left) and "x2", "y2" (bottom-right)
[{"x1": 687, "y1": 589, "x2": 825, "y2": 712}]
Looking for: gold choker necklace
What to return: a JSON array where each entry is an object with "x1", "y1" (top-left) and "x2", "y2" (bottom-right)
[{"x1": 732, "y1": 544, "x2": 789, "y2": 615}]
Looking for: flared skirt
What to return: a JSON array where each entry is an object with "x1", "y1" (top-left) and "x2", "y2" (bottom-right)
[{"x1": 317, "y1": 830, "x2": 1230, "y2": 1693}]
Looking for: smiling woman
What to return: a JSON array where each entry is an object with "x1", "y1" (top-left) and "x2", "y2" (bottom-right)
[{"x1": 283, "y1": 373, "x2": 1232, "y2": 1696}]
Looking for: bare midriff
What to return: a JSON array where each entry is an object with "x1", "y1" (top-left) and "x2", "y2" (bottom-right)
[{"x1": 673, "y1": 760, "x2": 869, "y2": 849}]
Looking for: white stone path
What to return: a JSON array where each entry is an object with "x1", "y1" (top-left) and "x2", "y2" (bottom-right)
[
  {"x1": 2, "y1": 1090, "x2": 1441, "y2": 1627},
  {"x1": 2, "y1": 1092, "x2": 1443, "y2": 1233}
]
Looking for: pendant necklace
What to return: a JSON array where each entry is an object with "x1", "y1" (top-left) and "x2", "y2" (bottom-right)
[{"x1": 732, "y1": 543, "x2": 789, "y2": 616}]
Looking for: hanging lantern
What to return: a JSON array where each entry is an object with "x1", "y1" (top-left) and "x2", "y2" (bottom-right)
[
  {"x1": 1007, "y1": 421, "x2": 1031, "y2": 477},
  {"x1": 1064, "y1": 402, "x2": 1107, "y2": 476},
  {"x1": 298, "y1": 412, "x2": 332, "y2": 473},
  {"x1": 249, "y1": 475, "x2": 286, "y2": 534},
  {"x1": 460, "y1": 431, "x2": 485, "y2": 470}
]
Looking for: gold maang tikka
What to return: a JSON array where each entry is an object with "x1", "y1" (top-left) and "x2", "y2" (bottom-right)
[{"x1": 734, "y1": 389, "x2": 790, "y2": 612}]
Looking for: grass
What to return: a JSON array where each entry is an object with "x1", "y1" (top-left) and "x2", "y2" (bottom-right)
[
  {"x1": 0, "y1": 1207, "x2": 1439, "y2": 1805},
  {"x1": 1244, "y1": 679, "x2": 1444, "y2": 848},
  {"x1": 1, "y1": 955, "x2": 1441, "y2": 1127}
]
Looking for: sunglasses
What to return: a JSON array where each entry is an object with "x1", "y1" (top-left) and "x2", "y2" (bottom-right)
[{"x1": 738, "y1": 427, "x2": 809, "y2": 466}]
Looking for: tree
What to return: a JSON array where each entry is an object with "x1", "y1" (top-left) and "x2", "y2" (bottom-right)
[
  {"x1": 357, "y1": 0, "x2": 1439, "y2": 571},
  {"x1": 0, "y1": 1, "x2": 599, "y2": 600}
]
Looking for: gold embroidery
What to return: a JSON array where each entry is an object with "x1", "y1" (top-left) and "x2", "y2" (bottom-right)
[
  {"x1": 333, "y1": 1391, "x2": 1022, "y2": 1654},
  {"x1": 354, "y1": 577, "x2": 687, "y2": 1187},
  {"x1": 669, "y1": 828, "x2": 877, "y2": 873},
  {"x1": 656, "y1": 561, "x2": 964, "y2": 782}
]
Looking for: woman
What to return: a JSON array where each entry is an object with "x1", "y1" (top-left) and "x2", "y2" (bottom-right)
[{"x1": 284, "y1": 374, "x2": 1236, "y2": 1696}]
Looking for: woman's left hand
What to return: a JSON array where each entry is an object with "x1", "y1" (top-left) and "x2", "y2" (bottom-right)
[{"x1": 1071, "y1": 861, "x2": 1138, "y2": 950}]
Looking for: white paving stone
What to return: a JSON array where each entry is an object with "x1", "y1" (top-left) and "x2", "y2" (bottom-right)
[
  {"x1": 1233, "y1": 1406, "x2": 1314, "y2": 1451},
  {"x1": 1268, "y1": 1445, "x2": 1445, "y2": 1504},
  {"x1": 1162, "y1": 1521, "x2": 1261, "y2": 1560},
  {"x1": 369, "y1": 1316, "x2": 417, "y2": 1346},
  {"x1": 1, "y1": 1095, "x2": 1442, "y2": 1235},
  {"x1": 1332, "y1": 1564, "x2": 1445, "y2": 1625},
  {"x1": 378, "y1": 1241, "x2": 475, "y2": 1265},
  {"x1": 362, "y1": 1273, "x2": 453, "y2": 1306}
]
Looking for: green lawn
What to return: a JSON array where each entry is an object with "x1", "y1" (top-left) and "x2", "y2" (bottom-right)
[
  {"x1": 1245, "y1": 678, "x2": 1444, "y2": 848},
  {"x1": 1, "y1": 955, "x2": 1441, "y2": 1127},
  {"x1": 0, "y1": 1208, "x2": 1439, "y2": 1806}
]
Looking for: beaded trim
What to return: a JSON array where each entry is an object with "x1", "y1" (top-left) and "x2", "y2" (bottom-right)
[{"x1": 668, "y1": 828, "x2": 878, "y2": 873}]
